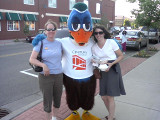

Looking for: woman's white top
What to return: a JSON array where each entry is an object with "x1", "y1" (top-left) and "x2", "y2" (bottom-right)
[{"x1": 92, "y1": 39, "x2": 119, "y2": 61}]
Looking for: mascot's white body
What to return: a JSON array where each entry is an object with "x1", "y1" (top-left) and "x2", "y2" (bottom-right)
[
  {"x1": 32, "y1": 2, "x2": 100, "y2": 120},
  {"x1": 61, "y1": 37, "x2": 94, "y2": 79}
]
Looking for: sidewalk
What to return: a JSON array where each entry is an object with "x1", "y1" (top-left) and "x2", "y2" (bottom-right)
[
  {"x1": 0, "y1": 39, "x2": 26, "y2": 46},
  {"x1": 1, "y1": 43, "x2": 160, "y2": 120}
]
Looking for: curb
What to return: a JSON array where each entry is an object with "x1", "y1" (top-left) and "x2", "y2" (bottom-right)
[{"x1": 1, "y1": 99, "x2": 43, "y2": 120}]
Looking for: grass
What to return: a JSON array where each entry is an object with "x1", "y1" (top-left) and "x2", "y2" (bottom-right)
[
  {"x1": 133, "y1": 46, "x2": 158, "y2": 58},
  {"x1": 14, "y1": 38, "x2": 20, "y2": 42}
]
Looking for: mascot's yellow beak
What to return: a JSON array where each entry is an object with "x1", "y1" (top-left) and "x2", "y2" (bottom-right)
[{"x1": 69, "y1": 29, "x2": 93, "y2": 46}]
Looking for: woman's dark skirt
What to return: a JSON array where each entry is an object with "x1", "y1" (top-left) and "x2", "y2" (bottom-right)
[{"x1": 99, "y1": 63, "x2": 126, "y2": 96}]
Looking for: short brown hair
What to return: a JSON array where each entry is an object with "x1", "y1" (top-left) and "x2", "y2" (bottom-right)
[{"x1": 44, "y1": 19, "x2": 58, "y2": 30}]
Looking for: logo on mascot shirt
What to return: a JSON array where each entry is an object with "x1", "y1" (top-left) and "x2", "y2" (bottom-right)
[{"x1": 72, "y1": 55, "x2": 86, "y2": 70}]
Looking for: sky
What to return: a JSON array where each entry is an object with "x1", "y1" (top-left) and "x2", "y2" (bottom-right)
[{"x1": 115, "y1": 0, "x2": 139, "y2": 18}]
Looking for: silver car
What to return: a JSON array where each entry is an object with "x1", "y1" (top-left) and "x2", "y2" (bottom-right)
[{"x1": 115, "y1": 30, "x2": 147, "y2": 51}]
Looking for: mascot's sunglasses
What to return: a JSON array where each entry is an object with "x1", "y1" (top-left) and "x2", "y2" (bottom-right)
[
  {"x1": 46, "y1": 28, "x2": 56, "y2": 31},
  {"x1": 94, "y1": 31, "x2": 104, "y2": 35}
]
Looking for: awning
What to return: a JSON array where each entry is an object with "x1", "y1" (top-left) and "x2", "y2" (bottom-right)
[
  {"x1": 92, "y1": 19, "x2": 96, "y2": 23},
  {"x1": 96, "y1": 19, "x2": 101, "y2": 23},
  {"x1": 0, "y1": 12, "x2": 3, "y2": 20},
  {"x1": 6, "y1": 13, "x2": 22, "y2": 21},
  {"x1": 24, "y1": 14, "x2": 37, "y2": 21},
  {"x1": 92, "y1": 19, "x2": 100, "y2": 24},
  {"x1": 59, "y1": 16, "x2": 68, "y2": 22}
]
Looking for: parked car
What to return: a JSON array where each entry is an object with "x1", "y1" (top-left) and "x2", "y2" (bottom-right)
[
  {"x1": 115, "y1": 30, "x2": 147, "y2": 51},
  {"x1": 140, "y1": 26, "x2": 160, "y2": 43},
  {"x1": 26, "y1": 28, "x2": 70, "y2": 43},
  {"x1": 26, "y1": 29, "x2": 45, "y2": 43},
  {"x1": 109, "y1": 26, "x2": 120, "y2": 35}
]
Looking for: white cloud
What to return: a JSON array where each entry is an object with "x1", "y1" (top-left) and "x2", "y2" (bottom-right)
[{"x1": 115, "y1": 0, "x2": 139, "y2": 18}]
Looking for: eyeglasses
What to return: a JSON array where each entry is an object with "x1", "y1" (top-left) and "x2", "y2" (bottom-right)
[
  {"x1": 94, "y1": 31, "x2": 104, "y2": 35},
  {"x1": 46, "y1": 28, "x2": 56, "y2": 31}
]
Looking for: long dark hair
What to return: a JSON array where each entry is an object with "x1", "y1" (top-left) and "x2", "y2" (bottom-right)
[{"x1": 92, "y1": 25, "x2": 111, "y2": 43}]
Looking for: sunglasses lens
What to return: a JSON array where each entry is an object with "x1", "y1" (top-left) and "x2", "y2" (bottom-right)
[
  {"x1": 94, "y1": 32, "x2": 98, "y2": 35},
  {"x1": 99, "y1": 32, "x2": 103, "y2": 34},
  {"x1": 46, "y1": 28, "x2": 56, "y2": 31},
  {"x1": 94, "y1": 31, "x2": 103, "y2": 35}
]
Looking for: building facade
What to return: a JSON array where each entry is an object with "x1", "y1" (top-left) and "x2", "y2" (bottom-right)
[
  {"x1": 115, "y1": 15, "x2": 135, "y2": 27},
  {"x1": 0, "y1": 0, "x2": 115, "y2": 40}
]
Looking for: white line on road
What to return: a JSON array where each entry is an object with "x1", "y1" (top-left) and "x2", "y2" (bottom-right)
[{"x1": 20, "y1": 68, "x2": 38, "y2": 78}]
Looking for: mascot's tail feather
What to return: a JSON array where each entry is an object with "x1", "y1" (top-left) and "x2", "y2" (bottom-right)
[{"x1": 32, "y1": 34, "x2": 46, "y2": 46}]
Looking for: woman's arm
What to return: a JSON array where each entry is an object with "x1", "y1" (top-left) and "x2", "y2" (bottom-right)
[
  {"x1": 29, "y1": 50, "x2": 50, "y2": 76},
  {"x1": 112, "y1": 49, "x2": 123, "y2": 65},
  {"x1": 105, "y1": 49, "x2": 123, "y2": 72}
]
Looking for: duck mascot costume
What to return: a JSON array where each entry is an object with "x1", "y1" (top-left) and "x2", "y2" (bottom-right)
[{"x1": 32, "y1": 2, "x2": 100, "y2": 120}]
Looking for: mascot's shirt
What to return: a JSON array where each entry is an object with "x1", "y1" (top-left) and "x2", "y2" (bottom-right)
[{"x1": 57, "y1": 37, "x2": 94, "y2": 79}]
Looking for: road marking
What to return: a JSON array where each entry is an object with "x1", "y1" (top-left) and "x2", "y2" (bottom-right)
[
  {"x1": 0, "y1": 51, "x2": 32, "y2": 58},
  {"x1": 20, "y1": 68, "x2": 38, "y2": 78}
]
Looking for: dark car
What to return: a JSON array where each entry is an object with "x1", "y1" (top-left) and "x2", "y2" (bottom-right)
[
  {"x1": 26, "y1": 29, "x2": 45, "y2": 43},
  {"x1": 26, "y1": 28, "x2": 70, "y2": 43},
  {"x1": 109, "y1": 26, "x2": 120, "y2": 35}
]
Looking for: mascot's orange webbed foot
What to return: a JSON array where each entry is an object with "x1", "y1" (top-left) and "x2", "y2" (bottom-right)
[
  {"x1": 64, "y1": 111, "x2": 81, "y2": 120},
  {"x1": 82, "y1": 111, "x2": 100, "y2": 120}
]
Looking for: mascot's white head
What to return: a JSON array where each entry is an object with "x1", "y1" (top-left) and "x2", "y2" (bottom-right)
[{"x1": 67, "y1": 2, "x2": 93, "y2": 46}]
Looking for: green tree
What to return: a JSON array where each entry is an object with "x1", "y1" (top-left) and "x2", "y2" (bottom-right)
[
  {"x1": 127, "y1": 0, "x2": 160, "y2": 50},
  {"x1": 123, "y1": 19, "x2": 131, "y2": 27},
  {"x1": 23, "y1": 23, "x2": 30, "y2": 36}
]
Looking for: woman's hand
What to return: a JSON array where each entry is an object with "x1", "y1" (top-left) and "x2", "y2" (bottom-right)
[
  {"x1": 105, "y1": 63, "x2": 113, "y2": 72},
  {"x1": 42, "y1": 64, "x2": 50, "y2": 76}
]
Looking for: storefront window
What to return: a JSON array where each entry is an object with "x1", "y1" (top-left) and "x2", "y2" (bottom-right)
[
  {"x1": 69, "y1": 0, "x2": 76, "y2": 10},
  {"x1": 25, "y1": 21, "x2": 35, "y2": 31},
  {"x1": 24, "y1": 0, "x2": 34, "y2": 5},
  {"x1": 7, "y1": 21, "x2": 20, "y2": 31},
  {"x1": 48, "y1": 0, "x2": 57, "y2": 8},
  {"x1": 60, "y1": 22, "x2": 67, "y2": 28}
]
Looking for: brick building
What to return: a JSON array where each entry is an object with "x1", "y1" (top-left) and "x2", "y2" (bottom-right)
[{"x1": 0, "y1": 0, "x2": 115, "y2": 40}]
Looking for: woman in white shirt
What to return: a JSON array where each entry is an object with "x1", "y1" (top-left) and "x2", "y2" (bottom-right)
[{"x1": 92, "y1": 25, "x2": 126, "y2": 120}]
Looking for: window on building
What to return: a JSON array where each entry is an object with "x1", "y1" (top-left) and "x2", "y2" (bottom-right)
[
  {"x1": 25, "y1": 21, "x2": 35, "y2": 31},
  {"x1": 48, "y1": 0, "x2": 57, "y2": 8},
  {"x1": 24, "y1": 0, "x2": 34, "y2": 5},
  {"x1": 69, "y1": 0, "x2": 76, "y2": 10},
  {"x1": 7, "y1": 21, "x2": 20, "y2": 31},
  {"x1": 84, "y1": 0, "x2": 88, "y2": 7},
  {"x1": 0, "y1": 22, "x2": 1, "y2": 31},
  {"x1": 96, "y1": 3, "x2": 100, "y2": 14}
]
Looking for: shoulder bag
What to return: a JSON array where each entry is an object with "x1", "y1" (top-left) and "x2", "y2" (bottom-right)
[{"x1": 29, "y1": 41, "x2": 43, "y2": 72}]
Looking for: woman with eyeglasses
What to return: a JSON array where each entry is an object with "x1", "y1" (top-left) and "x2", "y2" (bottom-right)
[
  {"x1": 29, "y1": 19, "x2": 63, "y2": 120},
  {"x1": 92, "y1": 25, "x2": 126, "y2": 120}
]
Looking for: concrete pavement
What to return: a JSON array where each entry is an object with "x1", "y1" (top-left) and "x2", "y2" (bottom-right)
[
  {"x1": 80, "y1": 48, "x2": 160, "y2": 120},
  {"x1": 1, "y1": 42, "x2": 160, "y2": 120}
]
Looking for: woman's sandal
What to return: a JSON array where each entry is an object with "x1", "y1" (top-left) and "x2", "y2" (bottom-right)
[{"x1": 105, "y1": 116, "x2": 116, "y2": 120}]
